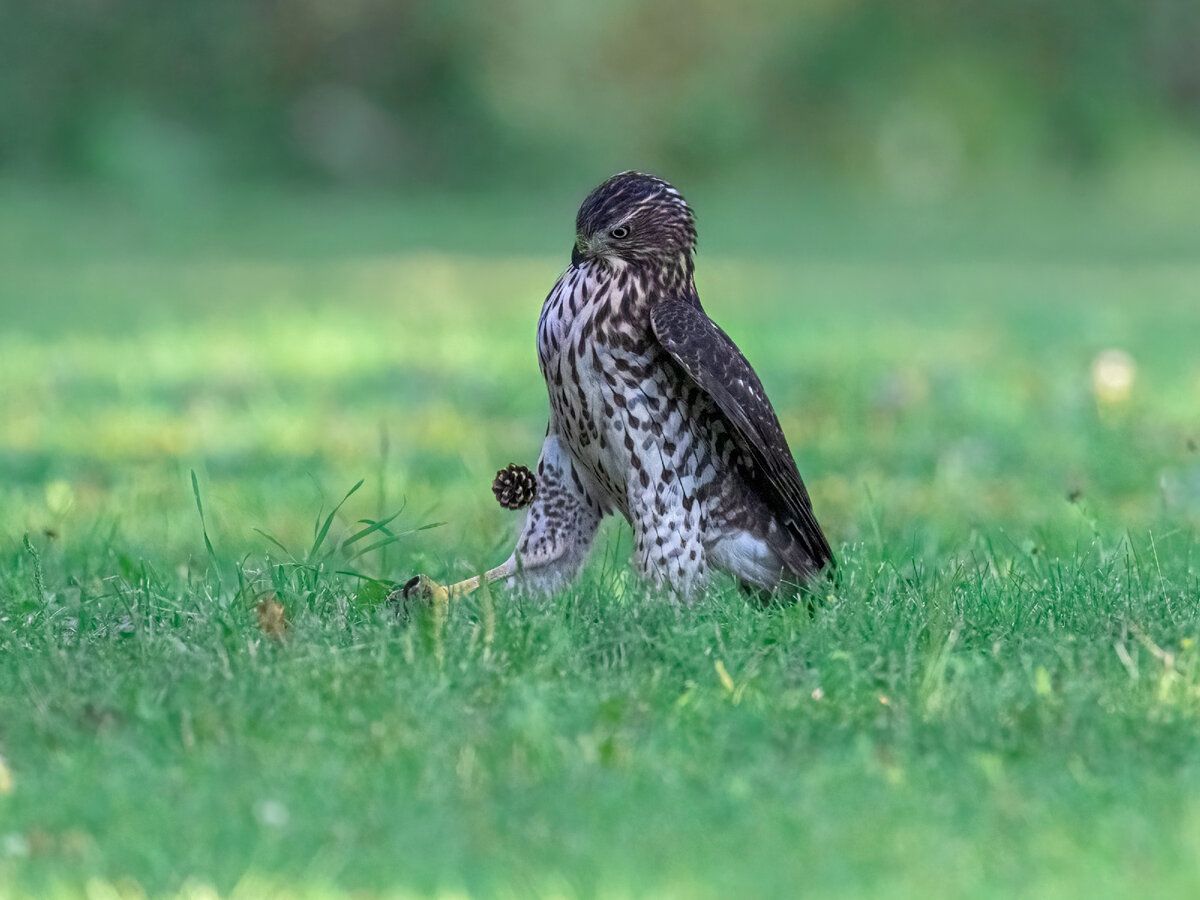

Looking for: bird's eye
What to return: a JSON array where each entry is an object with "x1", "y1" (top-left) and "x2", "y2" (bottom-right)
[{"x1": 609, "y1": 226, "x2": 630, "y2": 240}]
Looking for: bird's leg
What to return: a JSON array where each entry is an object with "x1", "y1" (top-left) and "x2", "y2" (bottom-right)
[
  {"x1": 398, "y1": 461, "x2": 539, "y2": 607},
  {"x1": 398, "y1": 558, "x2": 518, "y2": 605},
  {"x1": 395, "y1": 432, "x2": 602, "y2": 610}
]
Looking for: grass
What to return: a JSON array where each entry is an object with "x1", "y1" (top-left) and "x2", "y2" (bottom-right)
[{"x1": 1, "y1": 181, "x2": 1199, "y2": 897}]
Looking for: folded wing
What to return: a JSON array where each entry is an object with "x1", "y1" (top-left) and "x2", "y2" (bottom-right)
[{"x1": 651, "y1": 298, "x2": 833, "y2": 575}]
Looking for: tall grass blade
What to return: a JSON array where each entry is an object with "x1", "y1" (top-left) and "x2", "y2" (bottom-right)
[{"x1": 308, "y1": 479, "x2": 365, "y2": 561}]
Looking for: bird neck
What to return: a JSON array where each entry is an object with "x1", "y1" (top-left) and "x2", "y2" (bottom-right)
[
  {"x1": 620, "y1": 254, "x2": 698, "y2": 320},
  {"x1": 575, "y1": 253, "x2": 698, "y2": 332},
  {"x1": 629, "y1": 251, "x2": 695, "y2": 302}
]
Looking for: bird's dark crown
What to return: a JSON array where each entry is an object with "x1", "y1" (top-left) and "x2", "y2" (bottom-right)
[{"x1": 574, "y1": 171, "x2": 697, "y2": 268}]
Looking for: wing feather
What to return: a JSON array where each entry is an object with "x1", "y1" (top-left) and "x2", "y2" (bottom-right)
[{"x1": 651, "y1": 299, "x2": 833, "y2": 573}]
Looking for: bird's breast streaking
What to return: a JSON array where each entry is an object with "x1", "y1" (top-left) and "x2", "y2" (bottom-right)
[{"x1": 536, "y1": 257, "x2": 766, "y2": 591}]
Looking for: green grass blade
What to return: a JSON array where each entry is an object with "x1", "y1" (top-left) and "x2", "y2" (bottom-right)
[
  {"x1": 308, "y1": 479, "x2": 364, "y2": 561},
  {"x1": 190, "y1": 469, "x2": 219, "y2": 567}
]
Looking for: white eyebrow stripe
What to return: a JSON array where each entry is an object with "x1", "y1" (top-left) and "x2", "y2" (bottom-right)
[{"x1": 613, "y1": 208, "x2": 640, "y2": 227}]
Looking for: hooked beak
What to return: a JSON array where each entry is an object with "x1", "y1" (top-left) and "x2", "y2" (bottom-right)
[{"x1": 571, "y1": 237, "x2": 589, "y2": 266}]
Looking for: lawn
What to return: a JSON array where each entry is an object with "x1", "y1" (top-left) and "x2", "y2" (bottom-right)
[{"x1": 1, "y1": 182, "x2": 1199, "y2": 898}]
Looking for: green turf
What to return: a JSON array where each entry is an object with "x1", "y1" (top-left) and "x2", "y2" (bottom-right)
[{"x1": 1, "y1": 184, "x2": 1199, "y2": 898}]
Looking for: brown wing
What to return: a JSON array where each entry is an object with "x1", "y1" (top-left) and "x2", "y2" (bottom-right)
[{"x1": 651, "y1": 298, "x2": 833, "y2": 574}]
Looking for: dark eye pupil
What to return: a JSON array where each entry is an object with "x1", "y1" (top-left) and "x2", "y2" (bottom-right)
[{"x1": 610, "y1": 226, "x2": 629, "y2": 239}]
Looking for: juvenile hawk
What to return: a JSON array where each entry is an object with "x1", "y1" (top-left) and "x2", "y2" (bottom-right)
[{"x1": 406, "y1": 172, "x2": 832, "y2": 603}]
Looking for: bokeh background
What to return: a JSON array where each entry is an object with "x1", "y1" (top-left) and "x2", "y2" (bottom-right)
[
  {"x1": 2, "y1": 0, "x2": 1199, "y2": 575},
  {"x1": 5, "y1": 4, "x2": 1200, "y2": 896},
  {"x1": 6, "y1": 0, "x2": 1200, "y2": 191}
]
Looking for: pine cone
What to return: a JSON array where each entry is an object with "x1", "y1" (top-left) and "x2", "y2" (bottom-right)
[{"x1": 492, "y1": 463, "x2": 537, "y2": 510}]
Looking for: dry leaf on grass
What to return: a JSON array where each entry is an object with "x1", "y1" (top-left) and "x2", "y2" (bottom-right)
[{"x1": 255, "y1": 595, "x2": 288, "y2": 640}]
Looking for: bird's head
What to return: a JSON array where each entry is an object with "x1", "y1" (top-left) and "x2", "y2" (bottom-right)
[{"x1": 572, "y1": 172, "x2": 697, "y2": 269}]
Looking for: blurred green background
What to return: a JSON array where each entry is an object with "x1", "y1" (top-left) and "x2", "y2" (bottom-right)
[
  {"x1": 2, "y1": 0, "x2": 1200, "y2": 568},
  {"x1": 2, "y1": 0, "x2": 1199, "y2": 568},
  {"x1": 4, "y1": 6, "x2": 1200, "y2": 896},
  {"x1": 5, "y1": 0, "x2": 1200, "y2": 193}
]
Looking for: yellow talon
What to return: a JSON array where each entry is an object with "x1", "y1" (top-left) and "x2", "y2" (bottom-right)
[
  {"x1": 397, "y1": 574, "x2": 450, "y2": 605},
  {"x1": 392, "y1": 559, "x2": 515, "y2": 613}
]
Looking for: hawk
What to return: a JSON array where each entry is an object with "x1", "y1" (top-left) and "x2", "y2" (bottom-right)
[{"x1": 405, "y1": 172, "x2": 832, "y2": 604}]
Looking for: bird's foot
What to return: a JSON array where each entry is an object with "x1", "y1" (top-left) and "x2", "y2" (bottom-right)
[
  {"x1": 389, "y1": 560, "x2": 514, "y2": 618},
  {"x1": 389, "y1": 574, "x2": 450, "y2": 608}
]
